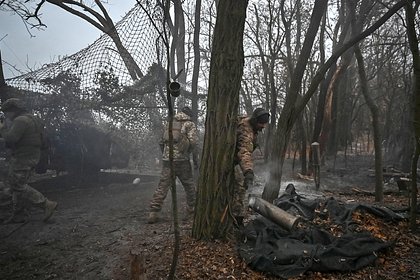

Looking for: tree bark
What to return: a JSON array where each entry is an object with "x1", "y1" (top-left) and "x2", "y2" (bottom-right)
[{"x1": 192, "y1": 0, "x2": 248, "y2": 240}]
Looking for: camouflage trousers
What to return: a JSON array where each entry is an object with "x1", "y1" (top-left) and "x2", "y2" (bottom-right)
[
  {"x1": 149, "y1": 160, "x2": 196, "y2": 212},
  {"x1": 6, "y1": 157, "x2": 46, "y2": 213},
  {"x1": 233, "y1": 165, "x2": 247, "y2": 217}
]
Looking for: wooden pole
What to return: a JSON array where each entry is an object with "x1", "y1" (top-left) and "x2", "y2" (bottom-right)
[{"x1": 311, "y1": 142, "x2": 321, "y2": 190}]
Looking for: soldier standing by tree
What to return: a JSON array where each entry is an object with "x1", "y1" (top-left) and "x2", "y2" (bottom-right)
[
  {"x1": 233, "y1": 108, "x2": 270, "y2": 226},
  {"x1": 0, "y1": 98, "x2": 58, "y2": 224},
  {"x1": 147, "y1": 106, "x2": 198, "y2": 224}
]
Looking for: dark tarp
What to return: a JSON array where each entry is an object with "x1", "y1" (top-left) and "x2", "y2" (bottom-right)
[{"x1": 238, "y1": 185, "x2": 404, "y2": 279}]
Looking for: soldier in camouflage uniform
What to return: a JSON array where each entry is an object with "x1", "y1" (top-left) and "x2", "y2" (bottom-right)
[
  {"x1": 0, "y1": 98, "x2": 58, "y2": 223},
  {"x1": 148, "y1": 106, "x2": 198, "y2": 223},
  {"x1": 233, "y1": 108, "x2": 270, "y2": 225}
]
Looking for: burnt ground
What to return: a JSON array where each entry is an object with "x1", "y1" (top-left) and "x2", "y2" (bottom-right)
[{"x1": 0, "y1": 155, "x2": 419, "y2": 280}]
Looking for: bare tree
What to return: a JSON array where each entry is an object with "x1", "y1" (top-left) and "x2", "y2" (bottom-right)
[
  {"x1": 404, "y1": 0, "x2": 419, "y2": 231},
  {"x1": 192, "y1": 0, "x2": 248, "y2": 240},
  {"x1": 190, "y1": 0, "x2": 202, "y2": 123},
  {"x1": 347, "y1": 0, "x2": 385, "y2": 202},
  {"x1": 262, "y1": 0, "x2": 328, "y2": 202},
  {"x1": 262, "y1": 0, "x2": 408, "y2": 202}
]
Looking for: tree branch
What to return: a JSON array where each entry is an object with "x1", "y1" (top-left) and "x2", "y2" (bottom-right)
[
  {"x1": 47, "y1": 0, "x2": 107, "y2": 32},
  {"x1": 297, "y1": 0, "x2": 409, "y2": 113}
]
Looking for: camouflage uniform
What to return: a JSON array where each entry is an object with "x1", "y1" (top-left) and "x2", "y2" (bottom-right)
[
  {"x1": 0, "y1": 99, "x2": 57, "y2": 223},
  {"x1": 149, "y1": 111, "x2": 198, "y2": 214},
  {"x1": 233, "y1": 116, "x2": 259, "y2": 217}
]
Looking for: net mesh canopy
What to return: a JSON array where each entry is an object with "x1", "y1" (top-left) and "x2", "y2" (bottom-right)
[{"x1": 6, "y1": 4, "x2": 164, "y2": 92}]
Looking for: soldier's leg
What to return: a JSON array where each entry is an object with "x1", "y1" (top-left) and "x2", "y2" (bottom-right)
[
  {"x1": 3, "y1": 167, "x2": 37, "y2": 223},
  {"x1": 233, "y1": 165, "x2": 247, "y2": 223},
  {"x1": 176, "y1": 160, "x2": 196, "y2": 212},
  {"x1": 148, "y1": 162, "x2": 171, "y2": 223},
  {"x1": 5, "y1": 162, "x2": 57, "y2": 223}
]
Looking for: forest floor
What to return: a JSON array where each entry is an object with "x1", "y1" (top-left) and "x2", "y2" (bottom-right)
[{"x1": 0, "y1": 154, "x2": 419, "y2": 280}]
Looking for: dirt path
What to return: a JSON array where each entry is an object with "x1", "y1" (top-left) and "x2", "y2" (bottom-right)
[{"x1": 0, "y1": 172, "x2": 168, "y2": 279}]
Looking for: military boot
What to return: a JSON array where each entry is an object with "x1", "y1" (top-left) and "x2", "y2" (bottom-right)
[
  {"x1": 43, "y1": 199, "x2": 58, "y2": 222},
  {"x1": 147, "y1": 212, "x2": 159, "y2": 224}
]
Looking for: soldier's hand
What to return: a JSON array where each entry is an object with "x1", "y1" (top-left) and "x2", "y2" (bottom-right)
[{"x1": 243, "y1": 170, "x2": 254, "y2": 190}]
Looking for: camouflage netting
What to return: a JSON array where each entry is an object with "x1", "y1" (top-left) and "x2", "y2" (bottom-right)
[
  {"x1": 2, "y1": 3, "x2": 173, "y2": 172},
  {"x1": 5, "y1": 3, "x2": 164, "y2": 92}
]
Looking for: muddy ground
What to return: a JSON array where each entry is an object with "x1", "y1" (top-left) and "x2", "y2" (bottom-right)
[{"x1": 0, "y1": 155, "x2": 419, "y2": 280}]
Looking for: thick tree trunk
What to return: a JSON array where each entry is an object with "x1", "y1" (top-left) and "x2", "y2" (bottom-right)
[{"x1": 192, "y1": 0, "x2": 248, "y2": 240}]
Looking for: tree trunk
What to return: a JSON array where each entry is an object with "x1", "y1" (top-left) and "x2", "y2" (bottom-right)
[
  {"x1": 405, "y1": 1, "x2": 419, "y2": 231},
  {"x1": 263, "y1": 0, "x2": 328, "y2": 202},
  {"x1": 173, "y1": 0, "x2": 187, "y2": 88},
  {"x1": 191, "y1": 0, "x2": 202, "y2": 123},
  {"x1": 0, "y1": 51, "x2": 5, "y2": 87},
  {"x1": 262, "y1": 0, "x2": 407, "y2": 203},
  {"x1": 297, "y1": 113, "x2": 307, "y2": 175},
  {"x1": 192, "y1": 0, "x2": 248, "y2": 240},
  {"x1": 354, "y1": 45, "x2": 384, "y2": 203}
]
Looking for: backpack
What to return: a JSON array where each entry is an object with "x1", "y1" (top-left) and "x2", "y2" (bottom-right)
[
  {"x1": 163, "y1": 119, "x2": 183, "y2": 143},
  {"x1": 163, "y1": 119, "x2": 190, "y2": 153},
  {"x1": 24, "y1": 114, "x2": 50, "y2": 151}
]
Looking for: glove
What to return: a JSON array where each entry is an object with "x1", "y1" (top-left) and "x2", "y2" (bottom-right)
[{"x1": 243, "y1": 170, "x2": 254, "y2": 190}]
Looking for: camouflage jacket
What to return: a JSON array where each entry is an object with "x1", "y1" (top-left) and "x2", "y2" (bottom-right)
[
  {"x1": 0, "y1": 113, "x2": 42, "y2": 166},
  {"x1": 161, "y1": 112, "x2": 198, "y2": 161},
  {"x1": 235, "y1": 116, "x2": 258, "y2": 173}
]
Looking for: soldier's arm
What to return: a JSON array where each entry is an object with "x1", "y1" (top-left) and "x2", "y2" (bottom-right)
[
  {"x1": 185, "y1": 121, "x2": 198, "y2": 147},
  {"x1": 237, "y1": 127, "x2": 254, "y2": 173},
  {"x1": 158, "y1": 125, "x2": 166, "y2": 153}
]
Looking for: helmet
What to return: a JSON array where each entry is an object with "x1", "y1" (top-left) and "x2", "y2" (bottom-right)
[
  {"x1": 181, "y1": 106, "x2": 193, "y2": 117},
  {"x1": 1, "y1": 98, "x2": 26, "y2": 112},
  {"x1": 251, "y1": 108, "x2": 270, "y2": 124}
]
